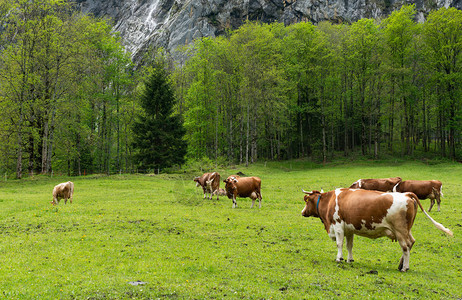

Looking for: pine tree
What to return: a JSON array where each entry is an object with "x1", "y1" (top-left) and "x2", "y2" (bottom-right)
[{"x1": 132, "y1": 65, "x2": 187, "y2": 171}]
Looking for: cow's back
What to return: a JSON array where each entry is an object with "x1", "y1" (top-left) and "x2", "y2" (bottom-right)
[
  {"x1": 397, "y1": 180, "x2": 441, "y2": 199},
  {"x1": 210, "y1": 172, "x2": 220, "y2": 189},
  {"x1": 335, "y1": 190, "x2": 416, "y2": 235},
  {"x1": 199, "y1": 173, "x2": 211, "y2": 186},
  {"x1": 236, "y1": 177, "x2": 261, "y2": 196},
  {"x1": 363, "y1": 177, "x2": 401, "y2": 192}
]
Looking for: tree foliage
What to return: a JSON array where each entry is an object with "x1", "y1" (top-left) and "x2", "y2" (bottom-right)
[
  {"x1": 1, "y1": 2, "x2": 462, "y2": 177},
  {"x1": 0, "y1": 0, "x2": 135, "y2": 177},
  {"x1": 176, "y1": 5, "x2": 462, "y2": 163}
]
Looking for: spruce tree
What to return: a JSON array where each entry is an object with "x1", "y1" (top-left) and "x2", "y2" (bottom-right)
[{"x1": 132, "y1": 66, "x2": 187, "y2": 171}]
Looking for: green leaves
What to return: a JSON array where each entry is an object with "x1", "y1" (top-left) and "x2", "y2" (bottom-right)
[
  {"x1": 0, "y1": 0, "x2": 136, "y2": 176},
  {"x1": 176, "y1": 6, "x2": 462, "y2": 163}
]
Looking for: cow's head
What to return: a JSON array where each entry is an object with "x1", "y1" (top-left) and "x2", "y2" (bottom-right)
[
  {"x1": 193, "y1": 176, "x2": 200, "y2": 187},
  {"x1": 301, "y1": 189, "x2": 322, "y2": 217},
  {"x1": 223, "y1": 176, "x2": 239, "y2": 199}
]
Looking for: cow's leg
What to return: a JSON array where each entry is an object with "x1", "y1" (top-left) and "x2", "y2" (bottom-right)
[
  {"x1": 64, "y1": 197, "x2": 68, "y2": 204},
  {"x1": 436, "y1": 193, "x2": 441, "y2": 212},
  {"x1": 202, "y1": 187, "x2": 206, "y2": 199},
  {"x1": 251, "y1": 199, "x2": 255, "y2": 208},
  {"x1": 232, "y1": 195, "x2": 237, "y2": 208},
  {"x1": 345, "y1": 234, "x2": 354, "y2": 262},
  {"x1": 397, "y1": 232, "x2": 414, "y2": 272},
  {"x1": 428, "y1": 198, "x2": 435, "y2": 212},
  {"x1": 258, "y1": 193, "x2": 262, "y2": 208},
  {"x1": 334, "y1": 229, "x2": 345, "y2": 262}
]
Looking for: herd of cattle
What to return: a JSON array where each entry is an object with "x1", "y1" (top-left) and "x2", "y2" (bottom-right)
[
  {"x1": 49, "y1": 173, "x2": 453, "y2": 272},
  {"x1": 193, "y1": 172, "x2": 453, "y2": 272},
  {"x1": 193, "y1": 172, "x2": 262, "y2": 208}
]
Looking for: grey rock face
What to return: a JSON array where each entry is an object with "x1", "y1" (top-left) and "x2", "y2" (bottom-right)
[{"x1": 74, "y1": 0, "x2": 461, "y2": 60}]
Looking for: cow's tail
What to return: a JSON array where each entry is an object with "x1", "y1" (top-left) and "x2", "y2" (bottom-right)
[
  {"x1": 440, "y1": 184, "x2": 444, "y2": 197},
  {"x1": 409, "y1": 193, "x2": 453, "y2": 236}
]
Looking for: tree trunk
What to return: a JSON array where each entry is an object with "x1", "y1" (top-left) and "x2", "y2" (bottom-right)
[
  {"x1": 16, "y1": 121, "x2": 23, "y2": 179},
  {"x1": 245, "y1": 103, "x2": 250, "y2": 167}
]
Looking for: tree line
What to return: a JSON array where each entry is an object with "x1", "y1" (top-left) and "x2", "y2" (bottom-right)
[
  {"x1": 0, "y1": 1, "x2": 461, "y2": 178},
  {"x1": 177, "y1": 5, "x2": 462, "y2": 165}
]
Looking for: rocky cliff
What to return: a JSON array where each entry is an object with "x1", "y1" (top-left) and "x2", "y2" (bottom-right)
[{"x1": 75, "y1": 0, "x2": 460, "y2": 60}]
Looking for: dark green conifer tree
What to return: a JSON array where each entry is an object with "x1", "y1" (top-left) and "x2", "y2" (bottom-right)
[{"x1": 132, "y1": 65, "x2": 187, "y2": 171}]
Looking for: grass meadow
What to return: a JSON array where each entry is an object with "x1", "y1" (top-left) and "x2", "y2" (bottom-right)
[{"x1": 0, "y1": 160, "x2": 461, "y2": 299}]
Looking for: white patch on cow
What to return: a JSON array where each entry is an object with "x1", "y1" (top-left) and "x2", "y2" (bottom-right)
[
  {"x1": 333, "y1": 189, "x2": 342, "y2": 222},
  {"x1": 386, "y1": 192, "x2": 409, "y2": 216},
  {"x1": 341, "y1": 192, "x2": 408, "y2": 239},
  {"x1": 329, "y1": 189, "x2": 343, "y2": 243},
  {"x1": 328, "y1": 224, "x2": 337, "y2": 241}
]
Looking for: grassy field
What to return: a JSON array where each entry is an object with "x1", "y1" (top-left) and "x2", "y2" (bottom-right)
[{"x1": 0, "y1": 160, "x2": 461, "y2": 299}]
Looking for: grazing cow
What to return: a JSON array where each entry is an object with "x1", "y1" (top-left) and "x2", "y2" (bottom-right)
[
  {"x1": 193, "y1": 172, "x2": 221, "y2": 200},
  {"x1": 393, "y1": 180, "x2": 443, "y2": 212},
  {"x1": 51, "y1": 181, "x2": 74, "y2": 205},
  {"x1": 224, "y1": 175, "x2": 262, "y2": 208},
  {"x1": 301, "y1": 188, "x2": 452, "y2": 272},
  {"x1": 349, "y1": 177, "x2": 402, "y2": 192}
]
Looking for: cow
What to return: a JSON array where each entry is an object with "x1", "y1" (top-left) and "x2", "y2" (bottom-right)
[
  {"x1": 51, "y1": 181, "x2": 74, "y2": 205},
  {"x1": 393, "y1": 180, "x2": 443, "y2": 212},
  {"x1": 193, "y1": 172, "x2": 221, "y2": 200},
  {"x1": 223, "y1": 175, "x2": 262, "y2": 208},
  {"x1": 349, "y1": 177, "x2": 402, "y2": 192},
  {"x1": 212, "y1": 188, "x2": 227, "y2": 197},
  {"x1": 301, "y1": 188, "x2": 453, "y2": 272}
]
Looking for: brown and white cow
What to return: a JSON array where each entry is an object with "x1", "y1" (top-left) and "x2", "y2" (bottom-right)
[
  {"x1": 193, "y1": 172, "x2": 221, "y2": 200},
  {"x1": 301, "y1": 188, "x2": 452, "y2": 272},
  {"x1": 51, "y1": 181, "x2": 74, "y2": 205},
  {"x1": 224, "y1": 175, "x2": 262, "y2": 208},
  {"x1": 349, "y1": 177, "x2": 402, "y2": 192},
  {"x1": 393, "y1": 180, "x2": 443, "y2": 212}
]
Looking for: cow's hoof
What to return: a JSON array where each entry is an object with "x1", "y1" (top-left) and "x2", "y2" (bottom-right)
[
  {"x1": 347, "y1": 259, "x2": 354, "y2": 263},
  {"x1": 336, "y1": 258, "x2": 344, "y2": 262},
  {"x1": 400, "y1": 268, "x2": 409, "y2": 272}
]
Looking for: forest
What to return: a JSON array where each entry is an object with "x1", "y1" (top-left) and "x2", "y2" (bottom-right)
[{"x1": 0, "y1": 0, "x2": 462, "y2": 178}]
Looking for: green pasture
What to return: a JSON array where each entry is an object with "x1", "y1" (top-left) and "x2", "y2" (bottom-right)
[{"x1": 0, "y1": 161, "x2": 461, "y2": 299}]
